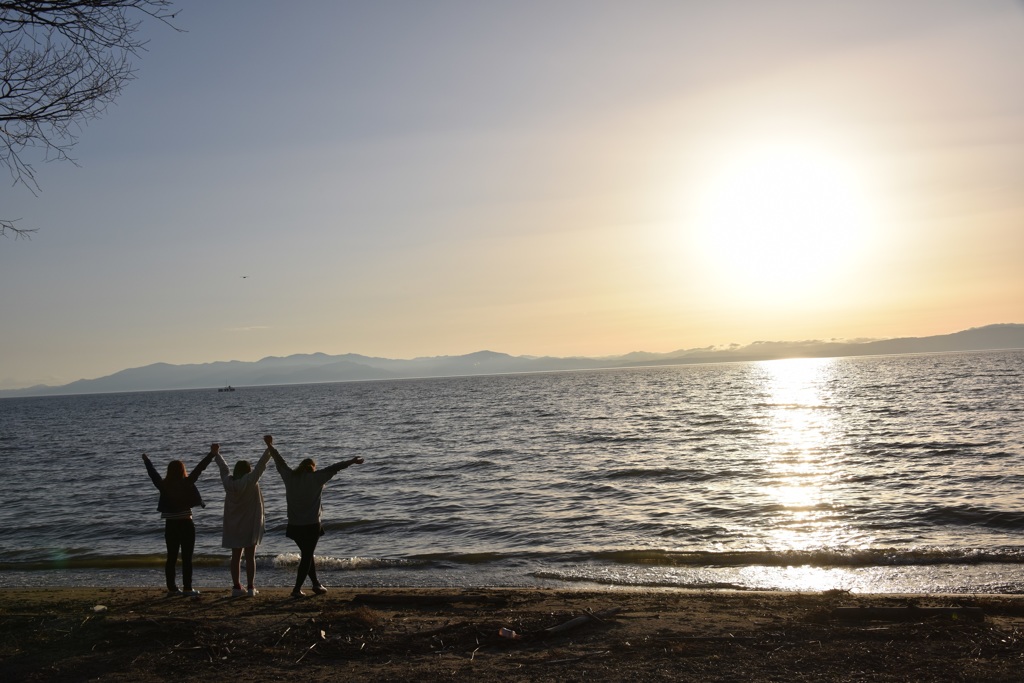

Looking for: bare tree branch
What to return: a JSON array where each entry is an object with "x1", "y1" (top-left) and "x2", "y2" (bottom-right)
[
  {"x1": 1, "y1": 1, "x2": 179, "y2": 237},
  {"x1": 0, "y1": 215, "x2": 37, "y2": 237}
]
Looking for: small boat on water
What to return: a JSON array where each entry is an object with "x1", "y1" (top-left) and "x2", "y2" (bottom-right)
[{"x1": 218, "y1": 385, "x2": 236, "y2": 392}]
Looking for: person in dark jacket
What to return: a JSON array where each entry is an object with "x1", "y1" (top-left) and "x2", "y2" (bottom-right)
[
  {"x1": 264, "y1": 434, "x2": 364, "y2": 597},
  {"x1": 142, "y1": 444, "x2": 217, "y2": 596}
]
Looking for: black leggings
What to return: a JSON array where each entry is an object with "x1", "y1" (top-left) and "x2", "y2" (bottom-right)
[
  {"x1": 164, "y1": 519, "x2": 196, "y2": 591},
  {"x1": 287, "y1": 524, "x2": 323, "y2": 590}
]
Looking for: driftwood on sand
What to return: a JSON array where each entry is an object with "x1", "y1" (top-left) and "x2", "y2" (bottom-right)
[
  {"x1": 542, "y1": 607, "x2": 623, "y2": 636},
  {"x1": 832, "y1": 606, "x2": 985, "y2": 623}
]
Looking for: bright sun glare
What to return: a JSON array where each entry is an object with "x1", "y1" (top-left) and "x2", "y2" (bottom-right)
[{"x1": 693, "y1": 143, "x2": 875, "y2": 303}]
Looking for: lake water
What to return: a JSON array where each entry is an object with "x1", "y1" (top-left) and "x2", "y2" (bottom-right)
[{"x1": 1, "y1": 350, "x2": 1023, "y2": 594}]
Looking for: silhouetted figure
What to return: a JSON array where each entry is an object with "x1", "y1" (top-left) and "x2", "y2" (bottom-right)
[
  {"x1": 264, "y1": 434, "x2": 364, "y2": 597},
  {"x1": 214, "y1": 443, "x2": 273, "y2": 597},
  {"x1": 142, "y1": 445, "x2": 216, "y2": 596}
]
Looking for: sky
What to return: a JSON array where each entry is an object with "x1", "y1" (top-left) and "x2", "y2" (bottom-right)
[{"x1": 2, "y1": 0, "x2": 1024, "y2": 390}]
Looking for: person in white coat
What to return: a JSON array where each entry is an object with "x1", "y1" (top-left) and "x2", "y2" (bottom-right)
[{"x1": 214, "y1": 442, "x2": 273, "y2": 597}]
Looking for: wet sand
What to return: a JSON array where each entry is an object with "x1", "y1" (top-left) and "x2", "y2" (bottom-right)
[{"x1": 2, "y1": 587, "x2": 1023, "y2": 681}]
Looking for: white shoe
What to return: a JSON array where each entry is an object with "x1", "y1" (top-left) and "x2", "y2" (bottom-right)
[
  {"x1": 231, "y1": 588, "x2": 246, "y2": 598},
  {"x1": 247, "y1": 588, "x2": 259, "y2": 598}
]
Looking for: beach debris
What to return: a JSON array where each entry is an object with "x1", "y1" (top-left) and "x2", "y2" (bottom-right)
[
  {"x1": 273, "y1": 626, "x2": 291, "y2": 647},
  {"x1": 542, "y1": 649, "x2": 612, "y2": 665},
  {"x1": 543, "y1": 607, "x2": 623, "y2": 636},
  {"x1": 498, "y1": 627, "x2": 520, "y2": 639},
  {"x1": 654, "y1": 635, "x2": 757, "y2": 643},
  {"x1": 832, "y1": 606, "x2": 985, "y2": 623},
  {"x1": 411, "y1": 621, "x2": 468, "y2": 638},
  {"x1": 352, "y1": 592, "x2": 509, "y2": 606},
  {"x1": 92, "y1": 605, "x2": 107, "y2": 613},
  {"x1": 295, "y1": 629, "x2": 326, "y2": 664}
]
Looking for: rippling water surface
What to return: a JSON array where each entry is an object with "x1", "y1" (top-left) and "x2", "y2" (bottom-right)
[{"x1": 2, "y1": 350, "x2": 1023, "y2": 593}]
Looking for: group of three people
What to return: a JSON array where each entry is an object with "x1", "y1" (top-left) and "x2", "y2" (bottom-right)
[{"x1": 141, "y1": 434, "x2": 364, "y2": 598}]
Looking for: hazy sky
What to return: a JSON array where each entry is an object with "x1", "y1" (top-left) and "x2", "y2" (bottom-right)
[{"x1": 2, "y1": 0, "x2": 1023, "y2": 389}]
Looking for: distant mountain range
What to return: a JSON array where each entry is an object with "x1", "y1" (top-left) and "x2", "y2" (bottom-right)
[{"x1": 3, "y1": 323, "x2": 1022, "y2": 398}]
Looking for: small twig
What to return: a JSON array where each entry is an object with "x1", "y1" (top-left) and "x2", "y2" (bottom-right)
[
  {"x1": 653, "y1": 635, "x2": 756, "y2": 642},
  {"x1": 543, "y1": 650, "x2": 611, "y2": 665},
  {"x1": 544, "y1": 607, "x2": 622, "y2": 636},
  {"x1": 412, "y1": 621, "x2": 464, "y2": 638},
  {"x1": 274, "y1": 627, "x2": 291, "y2": 647},
  {"x1": 295, "y1": 641, "x2": 318, "y2": 664},
  {"x1": 295, "y1": 630, "x2": 326, "y2": 664}
]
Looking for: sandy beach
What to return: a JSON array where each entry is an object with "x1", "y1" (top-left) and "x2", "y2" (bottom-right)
[{"x1": 2, "y1": 587, "x2": 1023, "y2": 682}]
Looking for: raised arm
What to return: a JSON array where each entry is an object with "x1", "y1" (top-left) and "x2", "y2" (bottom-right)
[
  {"x1": 265, "y1": 434, "x2": 290, "y2": 478},
  {"x1": 252, "y1": 448, "x2": 273, "y2": 481},
  {"x1": 214, "y1": 452, "x2": 230, "y2": 480},
  {"x1": 270, "y1": 448, "x2": 290, "y2": 477},
  {"x1": 319, "y1": 456, "x2": 365, "y2": 481},
  {"x1": 189, "y1": 443, "x2": 218, "y2": 482},
  {"x1": 142, "y1": 453, "x2": 162, "y2": 489}
]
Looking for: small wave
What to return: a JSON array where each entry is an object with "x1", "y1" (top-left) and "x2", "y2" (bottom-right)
[
  {"x1": 476, "y1": 448, "x2": 516, "y2": 457},
  {"x1": 324, "y1": 518, "x2": 415, "y2": 533},
  {"x1": 574, "y1": 434, "x2": 648, "y2": 444},
  {"x1": 919, "y1": 505, "x2": 1024, "y2": 531},
  {"x1": 604, "y1": 467, "x2": 736, "y2": 483},
  {"x1": 588, "y1": 547, "x2": 1024, "y2": 569},
  {"x1": 270, "y1": 553, "x2": 416, "y2": 570},
  {"x1": 407, "y1": 551, "x2": 509, "y2": 565},
  {"x1": 0, "y1": 553, "x2": 228, "y2": 571},
  {"x1": 454, "y1": 459, "x2": 502, "y2": 471},
  {"x1": 878, "y1": 440, "x2": 996, "y2": 453},
  {"x1": 531, "y1": 571, "x2": 748, "y2": 591}
]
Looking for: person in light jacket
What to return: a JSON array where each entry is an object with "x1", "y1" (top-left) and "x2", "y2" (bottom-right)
[
  {"x1": 142, "y1": 445, "x2": 216, "y2": 597},
  {"x1": 214, "y1": 442, "x2": 273, "y2": 597},
  {"x1": 265, "y1": 434, "x2": 364, "y2": 597}
]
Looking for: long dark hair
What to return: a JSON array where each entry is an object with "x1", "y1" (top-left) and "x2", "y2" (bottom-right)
[
  {"x1": 294, "y1": 458, "x2": 316, "y2": 475},
  {"x1": 232, "y1": 460, "x2": 252, "y2": 480},
  {"x1": 165, "y1": 460, "x2": 186, "y2": 481}
]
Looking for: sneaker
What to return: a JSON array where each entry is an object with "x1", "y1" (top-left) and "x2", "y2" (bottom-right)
[
  {"x1": 183, "y1": 589, "x2": 200, "y2": 597},
  {"x1": 231, "y1": 588, "x2": 246, "y2": 598},
  {"x1": 311, "y1": 584, "x2": 328, "y2": 595},
  {"x1": 246, "y1": 588, "x2": 259, "y2": 598},
  {"x1": 166, "y1": 588, "x2": 182, "y2": 597},
  {"x1": 290, "y1": 589, "x2": 306, "y2": 598}
]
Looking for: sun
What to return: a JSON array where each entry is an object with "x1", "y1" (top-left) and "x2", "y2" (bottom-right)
[{"x1": 691, "y1": 142, "x2": 874, "y2": 303}]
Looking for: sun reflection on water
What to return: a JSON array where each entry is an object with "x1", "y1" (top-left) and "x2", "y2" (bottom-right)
[{"x1": 756, "y1": 357, "x2": 856, "y2": 553}]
